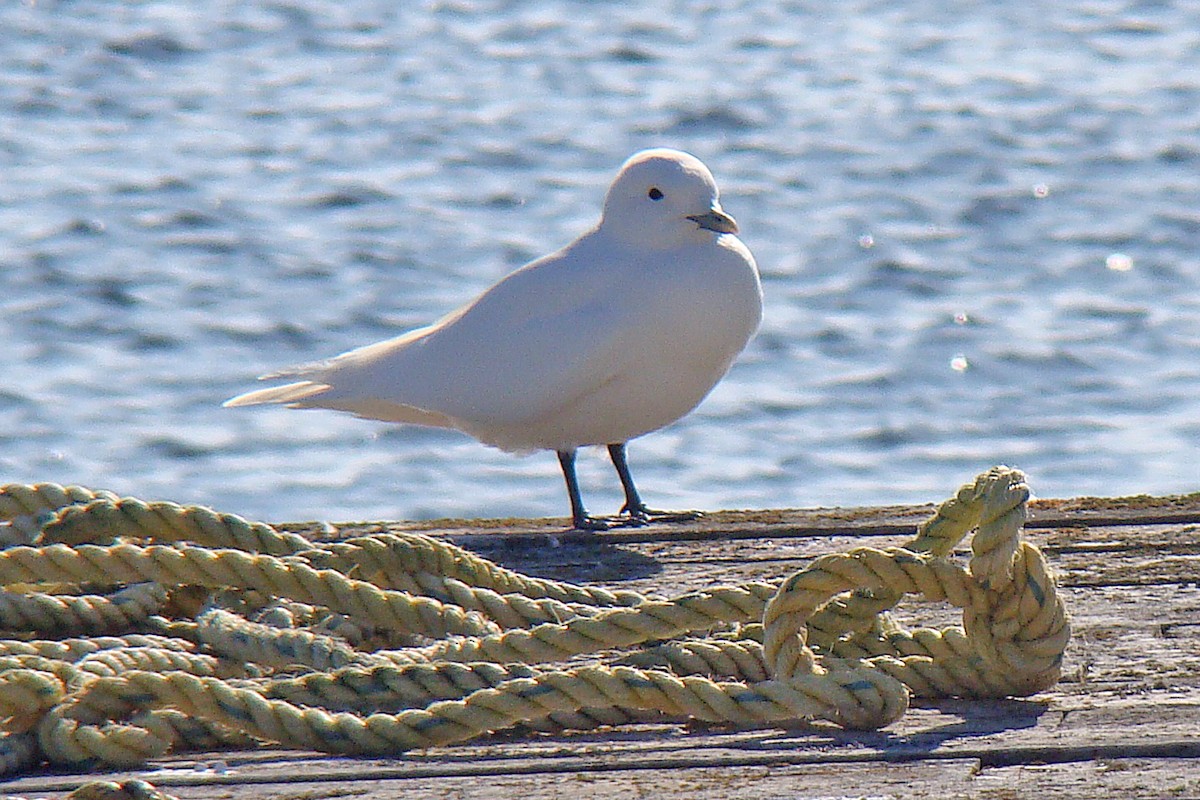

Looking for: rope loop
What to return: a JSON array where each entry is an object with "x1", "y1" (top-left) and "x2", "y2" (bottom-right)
[{"x1": 785, "y1": 466, "x2": 1068, "y2": 698}]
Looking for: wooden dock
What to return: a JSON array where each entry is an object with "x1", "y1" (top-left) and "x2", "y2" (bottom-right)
[{"x1": 5, "y1": 493, "x2": 1200, "y2": 799}]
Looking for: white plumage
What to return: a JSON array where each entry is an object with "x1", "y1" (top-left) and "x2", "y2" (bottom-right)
[{"x1": 225, "y1": 148, "x2": 762, "y2": 529}]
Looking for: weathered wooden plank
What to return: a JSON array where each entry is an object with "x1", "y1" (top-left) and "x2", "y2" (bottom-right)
[
  {"x1": 88, "y1": 756, "x2": 1199, "y2": 800},
  {"x1": 330, "y1": 504, "x2": 1200, "y2": 593},
  {"x1": 9, "y1": 704, "x2": 1200, "y2": 799},
  {"x1": 971, "y1": 758, "x2": 1200, "y2": 800},
  {"x1": 13, "y1": 759, "x2": 985, "y2": 800},
  {"x1": 5, "y1": 496, "x2": 1199, "y2": 799}
]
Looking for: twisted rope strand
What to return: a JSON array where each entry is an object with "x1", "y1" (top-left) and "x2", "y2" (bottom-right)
[
  {"x1": 0, "y1": 483, "x2": 120, "y2": 524},
  {"x1": 0, "y1": 484, "x2": 121, "y2": 547},
  {"x1": 402, "y1": 583, "x2": 775, "y2": 665},
  {"x1": 0, "y1": 543, "x2": 500, "y2": 639},
  {"x1": 0, "y1": 583, "x2": 168, "y2": 635},
  {"x1": 306, "y1": 532, "x2": 648, "y2": 607},
  {"x1": 42, "y1": 498, "x2": 314, "y2": 555}
]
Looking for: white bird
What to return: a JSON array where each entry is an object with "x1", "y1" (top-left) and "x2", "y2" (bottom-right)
[{"x1": 225, "y1": 148, "x2": 763, "y2": 530}]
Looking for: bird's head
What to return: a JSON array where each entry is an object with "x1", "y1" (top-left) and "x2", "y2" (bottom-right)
[{"x1": 599, "y1": 148, "x2": 738, "y2": 249}]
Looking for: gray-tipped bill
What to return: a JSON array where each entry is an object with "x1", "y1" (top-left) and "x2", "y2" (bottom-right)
[{"x1": 687, "y1": 208, "x2": 739, "y2": 235}]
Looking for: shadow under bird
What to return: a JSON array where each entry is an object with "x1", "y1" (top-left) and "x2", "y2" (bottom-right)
[{"x1": 225, "y1": 148, "x2": 762, "y2": 530}]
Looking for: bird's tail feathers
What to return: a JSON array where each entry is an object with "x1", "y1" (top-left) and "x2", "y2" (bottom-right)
[{"x1": 222, "y1": 381, "x2": 330, "y2": 408}]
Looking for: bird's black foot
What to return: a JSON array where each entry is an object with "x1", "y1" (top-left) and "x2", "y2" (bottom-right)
[
  {"x1": 618, "y1": 503, "x2": 705, "y2": 527},
  {"x1": 569, "y1": 514, "x2": 622, "y2": 532}
]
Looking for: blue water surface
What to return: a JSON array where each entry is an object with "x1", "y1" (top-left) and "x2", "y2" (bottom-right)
[{"x1": 2, "y1": 0, "x2": 1198, "y2": 523}]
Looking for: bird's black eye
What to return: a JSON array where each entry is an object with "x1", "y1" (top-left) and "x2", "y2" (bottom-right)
[{"x1": 648, "y1": 187, "x2": 664, "y2": 201}]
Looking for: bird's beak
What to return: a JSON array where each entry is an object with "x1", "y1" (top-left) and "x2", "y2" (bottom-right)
[{"x1": 687, "y1": 207, "x2": 739, "y2": 235}]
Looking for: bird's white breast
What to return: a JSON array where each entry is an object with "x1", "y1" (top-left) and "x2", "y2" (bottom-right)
[{"x1": 464, "y1": 233, "x2": 762, "y2": 451}]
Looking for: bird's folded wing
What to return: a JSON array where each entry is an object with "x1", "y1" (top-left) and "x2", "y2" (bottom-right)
[{"x1": 232, "y1": 242, "x2": 640, "y2": 429}]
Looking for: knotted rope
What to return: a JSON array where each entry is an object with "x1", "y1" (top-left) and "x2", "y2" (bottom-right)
[{"x1": 0, "y1": 467, "x2": 1068, "y2": 777}]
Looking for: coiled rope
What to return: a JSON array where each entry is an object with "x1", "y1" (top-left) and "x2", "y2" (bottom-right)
[{"x1": 0, "y1": 466, "x2": 1068, "y2": 778}]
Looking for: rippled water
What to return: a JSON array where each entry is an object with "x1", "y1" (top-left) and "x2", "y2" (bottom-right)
[{"x1": 3, "y1": 0, "x2": 1198, "y2": 523}]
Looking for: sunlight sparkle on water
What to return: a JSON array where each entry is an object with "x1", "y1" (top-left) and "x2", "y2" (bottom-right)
[{"x1": 1106, "y1": 252, "x2": 1133, "y2": 272}]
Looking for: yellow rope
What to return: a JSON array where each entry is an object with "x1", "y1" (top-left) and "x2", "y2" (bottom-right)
[
  {"x1": 0, "y1": 467, "x2": 1069, "y2": 777},
  {"x1": 43, "y1": 497, "x2": 314, "y2": 555},
  {"x1": 0, "y1": 483, "x2": 119, "y2": 547},
  {"x1": 307, "y1": 532, "x2": 648, "y2": 606},
  {"x1": 194, "y1": 606, "x2": 384, "y2": 670},
  {"x1": 0, "y1": 667, "x2": 65, "y2": 732},
  {"x1": 0, "y1": 542, "x2": 502, "y2": 639},
  {"x1": 66, "y1": 779, "x2": 180, "y2": 800},
  {"x1": 0, "y1": 583, "x2": 168, "y2": 635},
  {"x1": 0, "y1": 634, "x2": 197, "y2": 661}
]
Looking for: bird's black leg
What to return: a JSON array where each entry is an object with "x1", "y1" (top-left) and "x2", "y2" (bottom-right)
[
  {"x1": 607, "y1": 442, "x2": 703, "y2": 526},
  {"x1": 557, "y1": 449, "x2": 614, "y2": 531},
  {"x1": 607, "y1": 442, "x2": 650, "y2": 524}
]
